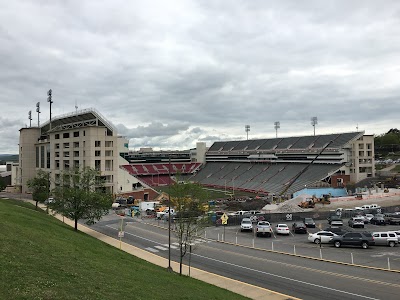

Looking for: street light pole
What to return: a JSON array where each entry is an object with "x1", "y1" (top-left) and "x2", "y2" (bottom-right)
[{"x1": 167, "y1": 155, "x2": 173, "y2": 272}]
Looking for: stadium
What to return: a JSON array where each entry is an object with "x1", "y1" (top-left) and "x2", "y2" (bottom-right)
[{"x1": 15, "y1": 107, "x2": 374, "y2": 201}]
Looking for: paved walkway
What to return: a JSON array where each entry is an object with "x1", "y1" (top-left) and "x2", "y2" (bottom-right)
[{"x1": 23, "y1": 199, "x2": 296, "y2": 300}]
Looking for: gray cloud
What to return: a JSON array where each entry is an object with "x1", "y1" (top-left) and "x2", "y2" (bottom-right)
[{"x1": 1, "y1": 0, "x2": 400, "y2": 153}]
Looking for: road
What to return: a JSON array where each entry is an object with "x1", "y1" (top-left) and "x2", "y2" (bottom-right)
[{"x1": 90, "y1": 214, "x2": 400, "y2": 300}]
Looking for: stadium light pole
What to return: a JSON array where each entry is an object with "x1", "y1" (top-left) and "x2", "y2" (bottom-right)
[
  {"x1": 245, "y1": 125, "x2": 250, "y2": 140},
  {"x1": 36, "y1": 102, "x2": 40, "y2": 126},
  {"x1": 47, "y1": 89, "x2": 53, "y2": 130},
  {"x1": 311, "y1": 117, "x2": 318, "y2": 136},
  {"x1": 274, "y1": 121, "x2": 280, "y2": 138},
  {"x1": 28, "y1": 111, "x2": 32, "y2": 127}
]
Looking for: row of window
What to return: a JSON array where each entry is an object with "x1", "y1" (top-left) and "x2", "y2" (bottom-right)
[
  {"x1": 53, "y1": 159, "x2": 113, "y2": 171},
  {"x1": 54, "y1": 150, "x2": 113, "y2": 157},
  {"x1": 54, "y1": 141, "x2": 114, "y2": 149}
]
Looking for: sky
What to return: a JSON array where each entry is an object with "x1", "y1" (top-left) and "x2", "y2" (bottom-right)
[{"x1": 1, "y1": 0, "x2": 399, "y2": 154}]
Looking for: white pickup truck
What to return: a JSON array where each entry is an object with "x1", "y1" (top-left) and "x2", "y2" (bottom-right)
[
  {"x1": 156, "y1": 209, "x2": 175, "y2": 220},
  {"x1": 255, "y1": 221, "x2": 272, "y2": 237}
]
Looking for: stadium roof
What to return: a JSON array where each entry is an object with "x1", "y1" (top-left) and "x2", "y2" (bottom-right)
[
  {"x1": 208, "y1": 131, "x2": 364, "y2": 153},
  {"x1": 40, "y1": 108, "x2": 117, "y2": 134}
]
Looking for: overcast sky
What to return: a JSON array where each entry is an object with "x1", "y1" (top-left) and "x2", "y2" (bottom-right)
[{"x1": 1, "y1": 0, "x2": 399, "y2": 153}]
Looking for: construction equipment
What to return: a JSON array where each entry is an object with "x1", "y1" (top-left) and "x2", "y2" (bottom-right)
[{"x1": 298, "y1": 198, "x2": 315, "y2": 208}]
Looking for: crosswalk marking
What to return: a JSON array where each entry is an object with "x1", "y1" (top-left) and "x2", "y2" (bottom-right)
[
  {"x1": 163, "y1": 244, "x2": 178, "y2": 249},
  {"x1": 145, "y1": 247, "x2": 159, "y2": 253},
  {"x1": 145, "y1": 239, "x2": 211, "y2": 253},
  {"x1": 154, "y1": 245, "x2": 168, "y2": 251}
]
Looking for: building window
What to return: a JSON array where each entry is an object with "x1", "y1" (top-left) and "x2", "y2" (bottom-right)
[
  {"x1": 105, "y1": 141, "x2": 113, "y2": 147},
  {"x1": 95, "y1": 160, "x2": 101, "y2": 171},
  {"x1": 358, "y1": 151, "x2": 364, "y2": 157},
  {"x1": 105, "y1": 150, "x2": 113, "y2": 156},
  {"x1": 74, "y1": 151, "x2": 79, "y2": 157},
  {"x1": 36, "y1": 147, "x2": 39, "y2": 168},
  {"x1": 74, "y1": 160, "x2": 79, "y2": 168},
  {"x1": 63, "y1": 143, "x2": 70, "y2": 149},
  {"x1": 367, "y1": 151, "x2": 372, "y2": 157},
  {"x1": 63, "y1": 152, "x2": 70, "y2": 157},
  {"x1": 55, "y1": 143, "x2": 60, "y2": 149},
  {"x1": 367, "y1": 143, "x2": 372, "y2": 150},
  {"x1": 73, "y1": 131, "x2": 79, "y2": 137},
  {"x1": 63, "y1": 132, "x2": 70, "y2": 138},
  {"x1": 55, "y1": 134, "x2": 60, "y2": 139},
  {"x1": 358, "y1": 143, "x2": 364, "y2": 149},
  {"x1": 63, "y1": 160, "x2": 70, "y2": 170},
  {"x1": 74, "y1": 142, "x2": 79, "y2": 148},
  {"x1": 46, "y1": 145, "x2": 50, "y2": 169},
  {"x1": 95, "y1": 150, "x2": 101, "y2": 157},
  {"x1": 40, "y1": 146, "x2": 45, "y2": 168},
  {"x1": 55, "y1": 160, "x2": 60, "y2": 169},
  {"x1": 95, "y1": 141, "x2": 101, "y2": 147}
]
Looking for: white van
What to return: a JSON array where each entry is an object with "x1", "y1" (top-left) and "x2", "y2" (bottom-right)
[{"x1": 372, "y1": 232, "x2": 398, "y2": 247}]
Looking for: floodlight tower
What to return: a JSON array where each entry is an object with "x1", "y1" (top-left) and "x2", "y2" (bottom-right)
[
  {"x1": 28, "y1": 110, "x2": 32, "y2": 127},
  {"x1": 47, "y1": 89, "x2": 53, "y2": 130},
  {"x1": 36, "y1": 102, "x2": 41, "y2": 126},
  {"x1": 311, "y1": 117, "x2": 318, "y2": 136},
  {"x1": 274, "y1": 121, "x2": 280, "y2": 138},
  {"x1": 245, "y1": 125, "x2": 250, "y2": 140}
]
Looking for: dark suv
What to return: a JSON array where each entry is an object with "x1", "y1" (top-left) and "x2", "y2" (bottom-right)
[{"x1": 330, "y1": 232, "x2": 375, "y2": 249}]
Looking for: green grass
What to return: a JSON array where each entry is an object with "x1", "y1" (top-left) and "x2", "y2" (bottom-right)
[
  {"x1": 0, "y1": 199, "x2": 249, "y2": 300},
  {"x1": 391, "y1": 165, "x2": 400, "y2": 173}
]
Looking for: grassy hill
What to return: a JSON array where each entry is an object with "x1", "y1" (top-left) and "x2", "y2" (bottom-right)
[{"x1": 0, "y1": 198, "x2": 248, "y2": 300}]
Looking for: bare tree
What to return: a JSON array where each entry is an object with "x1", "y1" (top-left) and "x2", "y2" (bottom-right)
[{"x1": 169, "y1": 182, "x2": 209, "y2": 275}]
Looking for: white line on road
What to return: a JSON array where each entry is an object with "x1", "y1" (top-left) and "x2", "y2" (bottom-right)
[
  {"x1": 164, "y1": 244, "x2": 178, "y2": 249},
  {"x1": 192, "y1": 253, "x2": 380, "y2": 300},
  {"x1": 154, "y1": 245, "x2": 168, "y2": 251},
  {"x1": 145, "y1": 247, "x2": 159, "y2": 253}
]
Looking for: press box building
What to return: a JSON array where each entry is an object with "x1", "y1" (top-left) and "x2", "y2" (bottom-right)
[{"x1": 18, "y1": 108, "x2": 139, "y2": 194}]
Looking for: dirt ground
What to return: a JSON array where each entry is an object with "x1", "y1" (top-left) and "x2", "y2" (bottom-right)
[{"x1": 314, "y1": 188, "x2": 400, "y2": 211}]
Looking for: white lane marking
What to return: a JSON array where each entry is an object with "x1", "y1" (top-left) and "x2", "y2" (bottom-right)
[
  {"x1": 103, "y1": 224, "x2": 379, "y2": 299},
  {"x1": 192, "y1": 253, "x2": 380, "y2": 300},
  {"x1": 163, "y1": 244, "x2": 178, "y2": 249},
  {"x1": 145, "y1": 247, "x2": 159, "y2": 253},
  {"x1": 154, "y1": 245, "x2": 168, "y2": 251},
  {"x1": 172, "y1": 242, "x2": 180, "y2": 246}
]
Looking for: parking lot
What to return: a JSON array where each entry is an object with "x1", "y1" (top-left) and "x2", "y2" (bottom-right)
[{"x1": 147, "y1": 216, "x2": 400, "y2": 271}]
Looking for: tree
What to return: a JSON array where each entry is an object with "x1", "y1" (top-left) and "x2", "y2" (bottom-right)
[
  {"x1": 0, "y1": 178, "x2": 6, "y2": 191},
  {"x1": 27, "y1": 170, "x2": 50, "y2": 210},
  {"x1": 168, "y1": 182, "x2": 209, "y2": 275},
  {"x1": 51, "y1": 167, "x2": 113, "y2": 231}
]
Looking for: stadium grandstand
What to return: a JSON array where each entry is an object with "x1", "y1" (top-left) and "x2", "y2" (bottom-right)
[
  {"x1": 120, "y1": 162, "x2": 202, "y2": 187},
  {"x1": 191, "y1": 131, "x2": 375, "y2": 197}
]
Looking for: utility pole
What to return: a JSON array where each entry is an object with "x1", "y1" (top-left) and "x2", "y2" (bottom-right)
[
  {"x1": 167, "y1": 155, "x2": 173, "y2": 272},
  {"x1": 28, "y1": 110, "x2": 32, "y2": 127}
]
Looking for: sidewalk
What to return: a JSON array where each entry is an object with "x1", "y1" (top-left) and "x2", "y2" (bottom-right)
[{"x1": 24, "y1": 199, "x2": 296, "y2": 300}]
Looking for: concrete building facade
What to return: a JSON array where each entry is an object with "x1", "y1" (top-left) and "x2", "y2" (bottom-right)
[{"x1": 18, "y1": 108, "x2": 144, "y2": 195}]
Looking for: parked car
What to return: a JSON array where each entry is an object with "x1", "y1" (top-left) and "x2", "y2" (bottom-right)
[
  {"x1": 329, "y1": 232, "x2": 375, "y2": 249},
  {"x1": 388, "y1": 230, "x2": 400, "y2": 242},
  {"x1": 240, "y1": 218, "x2": 253, "y2": 232},
  {"x1": 364, "y1": 214, "x2": 374, "y2": 223},
  {"x1": 45, "y1": 197, "x2": 54, "y2": 205},
  {"x1": 255, "y1": 221, "x2": 272, "y2": 237},
  {"x1": 275, "y1": 224, "x2": 290, "y2": 235},
  {"x1": 308, "y1": 231, "x2": 338, "y2": 244},
  {"x1": 370, "y1": 216, "x2": 386, "y2": 225},
  {"x1": 327, "y1": 215, "x2": 344, "y2": 226},
  {"x1": 372, "y1": 232, "x2": 398, "y2": 247},
  {"x1": 303, "y1": 218, "x2": 316, "y2": 228},
  {"x1": 348, "y1": 217, "x2": 365, "y2": 228},
  {"x1": 292, "y1": 222, "x2": 307, "y2": 234},
  {"x1": 324, "y1": 227, "x2": 347, "y2": 236},
  {"x1": 384, "y1": 213, "x2": 400, "y2": 225}
]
